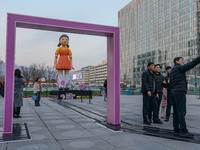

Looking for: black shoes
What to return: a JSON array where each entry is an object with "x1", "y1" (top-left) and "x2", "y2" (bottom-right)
[
  {"x1": 13, "y1": 115, "x2": 21, "y2": 118},
  {"x1": 173, "y1": 131, "x2": 194, "y2": 138},
  {"x1": 180, "y1": 132, "x2": 194, "y2": 138},
  {"x1": 164, "y1": 118, "x2": 169, "y2": 122},
  {"x1": 173, "y1": 131, "x2": 180, "y2": 137},
  {"x1": 153, "y1": 119, "x2": 163, "y2": 124},
  {"x1": 143, "y1": 121, "x2": 151, "y2": 125}
]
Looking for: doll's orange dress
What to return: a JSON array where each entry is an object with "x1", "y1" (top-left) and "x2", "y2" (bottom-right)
[{"x1": 55, "y1": 47, "x2": 72, "y2": 70}]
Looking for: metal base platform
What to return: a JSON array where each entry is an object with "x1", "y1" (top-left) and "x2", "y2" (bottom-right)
[{"x1": 0, "y1": 123, "x2": 31, "y2": 142}]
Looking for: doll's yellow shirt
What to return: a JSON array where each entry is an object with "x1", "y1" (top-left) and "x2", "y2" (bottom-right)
[{"x1": 55, "y1": 47, "x2": 72, "y2": 55}]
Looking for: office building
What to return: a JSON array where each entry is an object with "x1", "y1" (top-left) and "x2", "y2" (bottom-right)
[
  {"x1": 89, "y1": 60, "x2": 107, "y2": 86},
  {"x1": 119, "y1": 0, "x2": 200, "y2": 86}
]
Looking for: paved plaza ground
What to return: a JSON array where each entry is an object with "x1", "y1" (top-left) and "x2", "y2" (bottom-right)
[{"x1": 0, "y1": 95, "x2": 200, "y2": 150}]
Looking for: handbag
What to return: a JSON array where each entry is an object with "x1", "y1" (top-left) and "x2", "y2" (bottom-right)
[{"x1": 32, "y1": 95, "x2": 38, "y2": 100}]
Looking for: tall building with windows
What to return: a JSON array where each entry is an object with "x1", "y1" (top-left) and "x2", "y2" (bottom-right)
[
  {"x1": 119, "y1": 0, "x2": 200, "y2": 86},
  {"x1": 74, "y1": 66, "x2": 92, "y2": 84},
  {"x1": 89, "y1": 60, "x2": 107, "y2": 86}
]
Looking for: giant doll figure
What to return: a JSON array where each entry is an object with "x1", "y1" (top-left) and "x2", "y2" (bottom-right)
[{"x1": 54, "y1": 34, "x2": 74, "y2": 89}]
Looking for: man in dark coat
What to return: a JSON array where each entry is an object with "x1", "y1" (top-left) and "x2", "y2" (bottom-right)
[
  {"x1": 164, "y1": 66, "x2": 172, "y2": 122},
  {"x1": 150, "y1": 64, "x2": 165, "y2": 121},
  {"x1": 0, "y1": 81, "x2": 4, "y2": 97},
  {"x1": 170, "y1": 56, "x2": 200, "y2": 138},
  {"x1": 103, "y1": 79, "x2": 107, "y2": 101},
  {"x1": 141, "y1": 62, "x2": 162, "y2": 125}
]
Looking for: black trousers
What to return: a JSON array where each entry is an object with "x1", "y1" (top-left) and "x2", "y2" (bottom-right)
[
  {"x1": 13, "y1": 107, "x2": 21, "y2": 116},
  {"x1": 156, "y1": 93, "x2": 163, "y2": 117},
  {"x1": 35, "y1": 92, "x2": 41, "y2": 106},
  {"x1": 165, "y1": 91, "x2": 173, "y2": 119},
  {"x1": 172, "y1": 91, "x2": 188, "y2": 133},
  {"x1": 143, "y1": 93, "x2": 158, "y2": 122}
]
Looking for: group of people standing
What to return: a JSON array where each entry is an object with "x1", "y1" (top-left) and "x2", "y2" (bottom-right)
[{"x1": 142, "y1": 56, "x2": 200, "y2": 138}]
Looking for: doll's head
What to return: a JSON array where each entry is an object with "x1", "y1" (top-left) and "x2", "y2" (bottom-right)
[{"x1": 57, "y1": 34, "x2": 69, "y2": 48}]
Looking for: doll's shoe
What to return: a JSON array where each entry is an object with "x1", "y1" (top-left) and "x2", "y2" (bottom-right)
[
  {"x1": 59, "y1": 87, "x2": 64, "y2": 90},
  {"x1": 64, "y1": 87, "x2": 69, "y2": 91}
]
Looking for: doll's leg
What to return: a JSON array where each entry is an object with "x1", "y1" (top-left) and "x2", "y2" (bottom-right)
[
  {"x1": 64, "y1": 70, "x2": 70, "y2": 87},
  {"x1": 58, "y1": 70, "x2": 64, "y2": 88}
]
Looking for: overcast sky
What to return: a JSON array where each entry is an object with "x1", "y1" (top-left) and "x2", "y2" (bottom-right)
[{"x1": 0, "y1": 0, "x2": 131, "y2": 70}]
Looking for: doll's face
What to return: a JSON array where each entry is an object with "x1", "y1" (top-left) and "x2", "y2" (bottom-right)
[{"x1": 59, "y1": 37, "x2": 69, "y2": 46}]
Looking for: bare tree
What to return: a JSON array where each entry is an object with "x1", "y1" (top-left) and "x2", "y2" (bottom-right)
[
  {"x1": 21, "y1": 63, "x2": 58, "y2": 87},
  {"x1": 21, "y1": 66, "x2": 31, "y2": 87},
  {"x1": 45, "y1": 66, "x2": 58, "y2": 82}
]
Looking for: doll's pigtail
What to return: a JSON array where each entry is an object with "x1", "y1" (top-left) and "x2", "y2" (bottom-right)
[
  {"x1": 57, "y1": 43, "x2": 61, "y2": 47},
  {"x1": 67, "y1": 45, "x2": 69, "y2": 48}
]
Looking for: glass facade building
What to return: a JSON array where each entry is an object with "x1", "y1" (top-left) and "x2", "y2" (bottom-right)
[{"x1": 119, "y1": 0, "x2": 200, "y2": 86}]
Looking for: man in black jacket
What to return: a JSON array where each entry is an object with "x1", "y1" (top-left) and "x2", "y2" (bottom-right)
[
  {"x1": 171, "y1": 56, "x2": 200, "y2": 138},
  {"x1": 164, "y1": 66, "x2": 172, "y2": 122},
  {"x1": 0, "y1": 81, "x2": 4, "y2": 97},
  {"x1": 141, "y1": 62, "x2": 162, "y2": 125},
  {"x1": 155, "y1": 64, "x2": 165, "y2": 119}
]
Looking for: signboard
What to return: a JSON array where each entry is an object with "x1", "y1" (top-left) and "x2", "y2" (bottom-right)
[{"x1": 73, "y1": 73, "x2": 82, "y2": 80}]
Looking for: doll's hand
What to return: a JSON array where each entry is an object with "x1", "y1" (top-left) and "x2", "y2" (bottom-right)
[
  {"x1": 71, "y1": 66, "x2": 75, "y2": 70},
  {"x1": 53, "y1": 64, "x2": 56, "y2": 69}
]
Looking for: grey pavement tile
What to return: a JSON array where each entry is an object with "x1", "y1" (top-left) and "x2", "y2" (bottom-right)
[
  {"x1": 71, "y1": 117, "x2": 93, "y2": 123},
  {"x1": 58, "y1": 136, "x2": 116, "y2": 150},
  {"x1": 119, "y1": 142, "x2": 174, "y2": 150},
  {"x1": 7, "y1": 141, "x2": 62, "y2": 150},
  {"x1": 162, "y1": 140, "x2": 200, "y2": 150},
  {"x1": 100, "y1": 133, "x2": 158, "y2": 147},
  {"x1": 46, "y1": 123, "x2": 83, "y2": 132},
  {"x1": 29, "y1": 131, "x2": 57, "y2": 143},
  {"x1": 65, "y1": 114, "x2": 84, "y2": 119},
  {"x1": 44, "y1": 119, "x2": 74, "y2": 125},
  {"x1": 40, "y1": 115, "x2": 64, "y2": 120},
  {"x1": 28, "y1": 125, "x2": 49, "y2": 133},
  {"x1": 0, "y1": 143, "x2": 7, "y2": 150},
  {"x1": 87, "y1": 127, "x2": 118, "y2": 136},
  {"x1": 78, "y1": 122, "x2": 104, "y2": 129},
  {"x1": 51, "y1": 129, "x2": 95, "y2": 140},
  {"x1": 26, "y1": 121, "x2": 44, "y2": 127}
]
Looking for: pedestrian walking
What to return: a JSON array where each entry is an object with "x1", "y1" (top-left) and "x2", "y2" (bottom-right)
[
  {"x1": 170, "y1": 56, "x2": 200, "y2": 138},
  {"x1": 34, "y1": 78, "x2": 43, "y2": 106},
  {"x1": 14, "y1": 69, "x2": 25, "y2": 118}
]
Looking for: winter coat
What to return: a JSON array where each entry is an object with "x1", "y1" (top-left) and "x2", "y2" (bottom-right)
[
  {"x1": 170, "y1": 56, "x2": 200, "y2": 92},
  {"x1": 155, "y1": 73, "x2": 164, "y2": 94},
  {"x1": 164, "y1": 74, "x2": 171, "y2": 93},
  {"x1": 0, "y1": 82, "x2": 4, "y2": 97},
  {"x1": 160, "y1": 88, "x2": 167, "y2": 107},
  {"x1": 141, "y1": 69, "x2": 156, "y2": 94},
  {"x1": 14, "y1": 77, "x2": 25, "y2": 107},
  {"x1": 34, "y1": 82, "x2": 43, "y2": 94}
]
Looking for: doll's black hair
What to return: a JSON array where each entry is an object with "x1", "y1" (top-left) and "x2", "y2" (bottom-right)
[{"x1": 57, "y1": 34, "x2": 69, "y2": 48}]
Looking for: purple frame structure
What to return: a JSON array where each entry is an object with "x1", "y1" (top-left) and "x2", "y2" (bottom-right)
[{"x1": 3, "y1": 13, "x2": 120, "y2": 134}]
